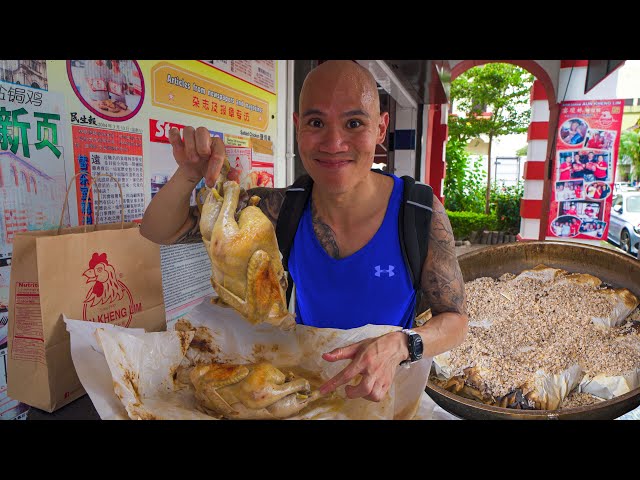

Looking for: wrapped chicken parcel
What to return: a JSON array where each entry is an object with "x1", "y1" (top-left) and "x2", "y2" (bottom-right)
[{"x1": 65, "y1": 300, "x2": 451, "y2": 420}]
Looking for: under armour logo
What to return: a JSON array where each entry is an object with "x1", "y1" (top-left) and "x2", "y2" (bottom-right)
[{"x1": 374, "y1": 265, "x2": 395, "y2": 277}]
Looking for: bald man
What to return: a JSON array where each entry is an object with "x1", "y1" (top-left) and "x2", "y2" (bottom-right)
[{"x1": 141, "y1": 60, "x2": 468, "y2": 403}]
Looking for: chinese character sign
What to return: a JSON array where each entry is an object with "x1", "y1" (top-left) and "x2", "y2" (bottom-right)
[
  {"x1": 0, "y1": 82, "x2": 70, "y2": 259},
  {"x1": 150, "y1": 62, "x2": 270, "y2": 132},
  {"x1": 71, "y1": 125, "x2": 144, "y2": 225},
  {"x1": 547, "y1": 99, "x2": 623, "y2": 241}
]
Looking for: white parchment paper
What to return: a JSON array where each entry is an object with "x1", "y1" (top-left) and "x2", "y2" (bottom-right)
[{"x1": 65, "y1": 299, "x2": 457, "y2": 420}]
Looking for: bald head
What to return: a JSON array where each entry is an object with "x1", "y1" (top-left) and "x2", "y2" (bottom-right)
[{"x1": 299, "y1": 60, "x2": 380, "y2": 115}]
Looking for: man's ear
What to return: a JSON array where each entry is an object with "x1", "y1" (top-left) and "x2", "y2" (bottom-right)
[
  {"x1": 293, "y1": 112, "x2": 300, "y2": 130},
  {"x1": 377, "y1": 111, "x2": 390, "y2": 144}
]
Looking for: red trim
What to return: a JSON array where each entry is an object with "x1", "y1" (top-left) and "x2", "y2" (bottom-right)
[
  {"x1": 426, "y1": 105, "x2": 446, "y2": 202},
  {"x1": 530, "y1": 80, "x2": 548, "y2": 102},
  {"x1": 520, "y1": 198, "x2": 543, "y2": 218},
  {"x1": 538, "y1": 104, "x2": 562, "y2": 241},
  {"x1": 423, "y1": 107, "x2": 435, "y2": 186},
  {"x1": 560, "y1": 60, "x2": 589, "y2": 68},
  {"x1": 523, "y1": 161, "x2": 546, "y2": 180},
  {"x1": 527, "y1": 121, "x2": 549, "y2": 140},
  {"x1": 451, "y1": 60, "x2": 557, "y2": 105}
]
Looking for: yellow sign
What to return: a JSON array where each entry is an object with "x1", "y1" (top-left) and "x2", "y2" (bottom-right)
[{"x1": 151, "y1": 62, "x2": 269, "y2": 132}]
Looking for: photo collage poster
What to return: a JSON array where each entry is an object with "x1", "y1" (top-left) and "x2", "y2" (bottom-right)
[
  {"x1": 0, "y1": 60, "x2": 279, "y2": 418},
  {"x1": 548, "y1": 99, "x2": 624, "y2": 240}
]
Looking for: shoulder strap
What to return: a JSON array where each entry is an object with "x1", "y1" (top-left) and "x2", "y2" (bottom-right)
[
  {"x1": 275, "y1": 174, "x2": 314, "y2": 306},
  {"x1": 399, "y1": 176, "x2": 434, "y2": 289}
]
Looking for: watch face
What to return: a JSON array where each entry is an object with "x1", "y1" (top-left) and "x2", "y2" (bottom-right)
[
  {"x1": 409, "y1": 333, "x2": 423, "y2": 361},
  {"x1": 415, "y1": 334, "x2": 424, "y2": 358}
]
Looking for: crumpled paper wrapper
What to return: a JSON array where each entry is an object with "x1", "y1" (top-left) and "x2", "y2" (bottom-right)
[
  {"x1": 579, "y1": 369, "x2": 640, "y2": 400},
  {"x1": 521, "y1": 364, "x2": 583, "y2": 410},
  {"x1": 65, "y1": 299, "x2": 457, "y2": 420},
  {"x1": 432, "y1": 353, "x2": 583, "y2": 410}
]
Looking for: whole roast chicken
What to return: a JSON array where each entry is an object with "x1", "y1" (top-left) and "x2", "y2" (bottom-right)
[
  {"x1": 196, "y1": 159, "x2": 295, "y2": 328},
  {"x1": 174, "y1": 319, "x2": 324, "y2": 420},
  {"x1": 190, "y1": 362, "x2": 322, "y2": 419}
]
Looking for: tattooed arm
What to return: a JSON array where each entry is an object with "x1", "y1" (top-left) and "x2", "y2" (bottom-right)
[
  {"x1": 317, "y1": 196, "x2": 468, "y2": 403},
  {"x1": 411, "y1": 196, "x2": 468, "y2": 356},
  {"x1": 140, "y1": 167, "x2": 206, "y2": 245}
]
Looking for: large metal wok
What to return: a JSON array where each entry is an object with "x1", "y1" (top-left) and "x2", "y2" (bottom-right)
[{"x1": 425, "y1": 240, "x2": 640, "y2": 420}]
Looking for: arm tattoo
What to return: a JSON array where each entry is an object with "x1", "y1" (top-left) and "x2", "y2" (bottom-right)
[
  {"x1": 420, "y1": 197, "x2": 467, "y2": 316},
  {"x1": 174, "y1": 205, "x2": 204, "y2": 244},
  {"x1": 311, "y1": 201, "x2": 340, "y2": 259}
]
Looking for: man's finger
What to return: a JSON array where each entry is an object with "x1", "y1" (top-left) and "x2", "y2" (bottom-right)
[
  {"x1": 344, "y1": 374, "x2": 376, "y2": 400},
  {"x1": 168, "y1": 127, "x2": 183, "y2": 147},
  {"x1": 363, "y1": 381, "x2": 388, "y2": 403},
  {"x1": 319, "y1": 365, "x2": 359, "y2": 395},
  {"x1": 322, "y1": 342, "x2": 361, "y2": 362},
  {"x1": 205, "y1": 136, "x2": 226, "y2": 187},
  {"x1": 195, "y1": 127, "x2": 212, "y2": 157},
  {"x1": 182, "y1": 126, "x2": 197, "y2": 158},
  {"x1": 168, "y1": 127, "x2": 184, "y2": 157}
]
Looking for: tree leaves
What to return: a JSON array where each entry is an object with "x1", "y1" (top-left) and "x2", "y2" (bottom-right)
[{"x1": 619, "y1": 130, "x2": 640, "y2": 181}]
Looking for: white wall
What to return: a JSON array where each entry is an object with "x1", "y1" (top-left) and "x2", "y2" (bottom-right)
[{"x1": 616, "y1": 60, "x2": 640, "y2": 99}]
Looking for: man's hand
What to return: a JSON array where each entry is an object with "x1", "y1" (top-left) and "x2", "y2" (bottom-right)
[
  {"x1": 140, "y1": 125, "x2": 226, "y2": 245},
  {"x1": 319, "y1": 332, "x2": 408, "y2": 402},
  {"x1": 169, "y1": 126, "x2": 225, "y2": 187}
]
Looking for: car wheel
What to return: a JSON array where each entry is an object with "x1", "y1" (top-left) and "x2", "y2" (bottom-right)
[{"x1": 620, "y1": 229, "x2": 631, "y2": 253}]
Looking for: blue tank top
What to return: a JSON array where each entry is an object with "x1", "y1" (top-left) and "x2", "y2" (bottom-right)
[{"x1": 288, "y1": 173, "x2": 416, "y2": 329}]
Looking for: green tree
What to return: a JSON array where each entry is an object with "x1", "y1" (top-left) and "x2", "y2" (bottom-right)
[
  {"x1": 449, "y1": 64, "x2": 534, "y2": 214},
  {"x1": 444, "y1": 138, "x2": 487, "y2": 213},
  {"x1": 516, "y1": 145, "x2": 528, "y2": 157},
  {"x1": 618, "y1": 130, "x2": 640, "y2": 182}
]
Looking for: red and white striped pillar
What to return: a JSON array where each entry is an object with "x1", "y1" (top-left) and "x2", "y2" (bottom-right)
[
  {"x1": 423, "y1": 103, "x2": 448, "y2": 203},
  {"x1": 518, "y1": 80, "x2": 549, "y2": 241}
]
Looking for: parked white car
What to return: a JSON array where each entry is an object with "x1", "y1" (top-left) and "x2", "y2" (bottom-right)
[
  {"x1": 608, "y1": 191, "x2": 640, "y2": 257},
  {"x1": 614, "y1": 182, "x2": 637, "y2": 193}
]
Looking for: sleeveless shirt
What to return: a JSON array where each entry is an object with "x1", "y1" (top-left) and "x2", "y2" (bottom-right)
[{"x1": 288, "y1": 173, "x2": 416, "y2": 329}]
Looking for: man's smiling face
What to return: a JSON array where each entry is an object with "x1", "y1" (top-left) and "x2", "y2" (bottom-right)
[{"x1": 293, "y1": 61, "x2": 389, "y2": 195}]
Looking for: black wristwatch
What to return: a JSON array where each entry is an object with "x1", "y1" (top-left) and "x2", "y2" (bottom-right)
[{"x1": 399, "y1": 329, "x2": 423, "y2": 367}]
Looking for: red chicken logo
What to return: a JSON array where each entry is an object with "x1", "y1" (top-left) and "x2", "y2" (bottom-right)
[{"x1": 83, "y1": 252, "x2": 125, "y2": 307}]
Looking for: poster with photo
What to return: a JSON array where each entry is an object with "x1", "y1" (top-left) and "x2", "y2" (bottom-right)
[
  {"x1": 0, "y1": 60, "x2": 282, "y2": 417},
  {"x1": 555, "y1": 180, "x2": 584, "y2": 201},
  {"x1": 547, "y1": 99, "x2": 624, "y2": 241},
  {"x1": 71, "y1": 125, "x2": 145, "y2": 225},
  {"x1": 67, "y1": 60, "x2": 144, "y2": 122},
  {"x1": 558, "y1": 199, "x2": 604, "y2": 221},
  {"x1": 226, "y1": 146, "x2": 252, "y2": 189}
]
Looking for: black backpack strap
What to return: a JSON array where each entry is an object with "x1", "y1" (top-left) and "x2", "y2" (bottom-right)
[
  {"x1": 399, "y1": 176, "x2": 434, "y2": 289},
  {"x1": 275, "y1": 174, "x2": 314, "y2": 306}
]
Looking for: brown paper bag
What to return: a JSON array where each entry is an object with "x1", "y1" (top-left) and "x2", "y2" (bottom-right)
[{"x1": 7, "y1": 174, "x2": 166, "y2": 412}]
